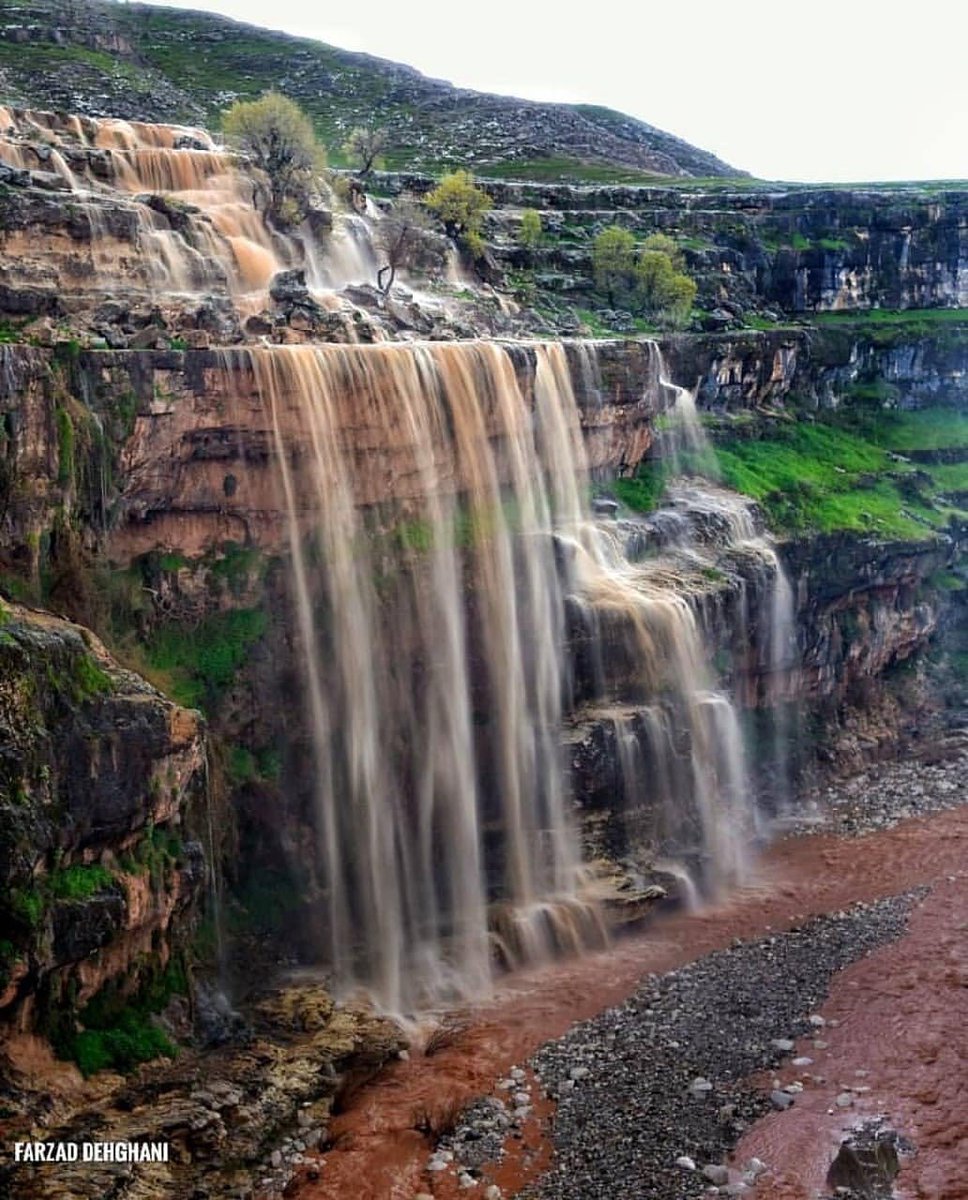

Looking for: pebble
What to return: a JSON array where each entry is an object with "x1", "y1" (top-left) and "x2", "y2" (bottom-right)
[
  {"x1": 675, "y1": 1156, "x2": 696, "y2": 1170},
  {"x1": 269, "y1": 1150, "x2": 282, "y2": 1169},
  {"x1": 484, "y1": 1188, "x2": 502, "y2": 1200},
  {"x1": 526, "y1": 894, "x2": 921, "y2": 1200},
  {"x1": 792, "y1": 1056, "x2": 813, "y2": 1067},
  {"x1": 510, "y1": 1067, "x2": 526, "y2": 1082},
  {"x1": 771, "y1": 1038, "x2": 795, "y2": 1052},
  {"x1": 813, "y1": 1039, "x2": 829, "y2": 1049},
  {"x1": 836, "y1": 1092, "x2": 854, "y2": 1108},
  {"x1": 428, "y1": 1158, "x2": 449, "y2": 1172},
  {"x1": 513, "y1": 1091, "x2": 531, "y2": 1105},
  {"x1": 568, "y1": 1066, "x2": 591, "y2": 1081},
  {"x1": 809, "y1": 1014, "x2": 826, "y2": 1028},
  {"x1": 702, "y1": 1164, "x2": 729, "y2": 1185}
]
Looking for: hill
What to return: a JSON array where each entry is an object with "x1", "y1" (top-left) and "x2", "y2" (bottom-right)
[{"x1": 0, "y1": 0, "x2": 744, "y2": 181}]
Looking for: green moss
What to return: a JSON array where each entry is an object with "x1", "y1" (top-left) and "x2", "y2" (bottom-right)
[
  {"x1": 47, "y1": 864, "x2": 115, "y2": 901},
  {"x1": 9, "y1": 887, "x2": 45, "y2": 929},
  {"x1": 55, "y1": 407, "x2": 74, "y2": 488},
  {"x1": 208, "y1": 541, "x2": 264, "y2": 592},
  {"x1": 226, "y1": 744, "x2": 258, "y2": 785},
  {"x1": 226, "y1": 743, "x2": 281, "y2": 786},
  {"x1": 72, "y1": 652, "x2": 112, "y2": 699},
  {"x1": 613, "y1": 462, "x2": 668, "y2": 514},
  {"x1": 144, "y1": 607, "x2": 268, "y2": 711}
]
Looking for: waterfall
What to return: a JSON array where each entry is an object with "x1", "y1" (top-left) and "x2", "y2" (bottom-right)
[
  {"x1": 658, "y1": 359, "x2": 799, "y2": 812},
  {"x1": 214, "y1": 338, "x2": 777, "y2": 1011},
  {"x1": 0, "y1": 106, "x2": 380, "y2": 301}
]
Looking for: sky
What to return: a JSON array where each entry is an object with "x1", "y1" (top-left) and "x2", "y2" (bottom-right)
[{"x1": 143, "y1": 0, "x2": 968, "y2": 182}]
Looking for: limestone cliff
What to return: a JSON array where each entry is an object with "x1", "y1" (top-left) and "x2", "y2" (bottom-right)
[{"x1": 0, "y1": 600, "x2": 206, "y2": 1054}]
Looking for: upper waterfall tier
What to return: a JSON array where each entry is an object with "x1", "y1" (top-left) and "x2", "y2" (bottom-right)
[{"x1": 0, "y1": 105, "x2": 379, "y2": 325}]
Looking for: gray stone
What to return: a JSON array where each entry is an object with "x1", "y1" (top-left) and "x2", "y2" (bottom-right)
[
  {"x1": 770, "y1": 1090, "x2": 795, "y2": 1111},
  {"x1": 702, "y1": 1164, "x2": 729, "y2": 1185}
]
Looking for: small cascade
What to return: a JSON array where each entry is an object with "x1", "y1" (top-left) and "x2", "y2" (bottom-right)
[
  {"x1": 640, "y1": 355, "x2": 799, "y2": 816},
  {"x1": 0, "y1": 106, "x2": 375, "y2": 304}
]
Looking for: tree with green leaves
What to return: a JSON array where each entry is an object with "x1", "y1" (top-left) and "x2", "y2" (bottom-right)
[
  {"x1": 424, "y1": 170, "x2": 492, "y2": 258},
  {"x1": 518, "y1": 208, "x2": 542, "y2": 250},
  {"x1": 343, "y1": 126, "x2": 389, "y2": 178},
  {"x1": 222, "y1": 92, "x2": 326, "y2": 225},
  {"x1": 636, "y1": 242, "x2": 696, "y2": 328},
  {"x1": 591, "y1": 225, "x2": 637, "y2": 306}
]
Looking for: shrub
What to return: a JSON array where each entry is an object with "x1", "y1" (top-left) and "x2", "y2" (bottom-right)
[
  {"x1": 375, "y1": 197, "x2": 445, "y2": 294},
  {"x1": 635, "y1": 248, "x2": 696, "y2": 328},
  {"x1": 518, "y1": 208, "x2": 542, "y2": 250},
  {"x1": 343, "y1": 126, "x2": 388, "y2": 177},
  {"x1": 424, "y1": 170, "x2": 492, "y2": 259}
]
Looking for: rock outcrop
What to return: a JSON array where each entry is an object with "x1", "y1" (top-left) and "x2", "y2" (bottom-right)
[{"x1": 0, "y1": 600, "x2": 205, "y2": 1045}]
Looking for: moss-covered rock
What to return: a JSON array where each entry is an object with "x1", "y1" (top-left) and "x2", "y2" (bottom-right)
[{"x1": 0, "y1": 601, "x2": 206, "y2": 1056}]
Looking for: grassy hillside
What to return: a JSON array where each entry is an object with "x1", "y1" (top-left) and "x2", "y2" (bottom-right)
[{"x1": 0, "y1": 0, "x2": 743, "y2": 181}]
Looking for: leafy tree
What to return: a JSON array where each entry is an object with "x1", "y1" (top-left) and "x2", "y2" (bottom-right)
[
  {"x1": 222, "y1": 92, "x2": 326, "y2": 225},
  {"x1": 424, "y1": 170, "x2": 492, "y2": 258},
  {"x1": 375, "y1": 197, "x2": 446, "y2": 295},
  {"x1": 343, "y1": 126, "x2": 389, "y2": 177},
  {"x1": 591, "y1": 225, "x2": 636, "y2": 306},
  {"x1": 636, "y1": 246, "x2": 696, "y2": 328},
  {"x1": 640, "y1": 232, "x2": 685, "y2": 269},
  {"x1": 519, "y1": 208, "x2": 542, "y2": 250}
]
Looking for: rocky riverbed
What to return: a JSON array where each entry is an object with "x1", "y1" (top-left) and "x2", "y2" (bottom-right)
[
  {"x1": 290, "y1": 739, "x2": 967, "y2": 1200},
  {"x1": 521, "y1": 894, "x2": 920, "y2": 1200}
]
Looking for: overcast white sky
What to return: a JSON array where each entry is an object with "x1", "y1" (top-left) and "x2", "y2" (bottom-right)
[{"x1": 143, "y1": 0, "x2": 967, "y2": 182}]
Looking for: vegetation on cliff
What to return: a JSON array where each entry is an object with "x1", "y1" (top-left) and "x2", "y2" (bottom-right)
[{"x1": 618, "y1": 406, "x2": 968, "y2": 541}]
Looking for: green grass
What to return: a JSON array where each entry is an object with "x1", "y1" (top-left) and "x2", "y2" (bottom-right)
[
  {"x1": 144, "y1": 607, "x2": 268, "y2": 711},
  {"x1": 480, "y1": 156, "x2": 667, "y2": 185},
  {"x1": 614, "y1": 408, "x2": 968, "y2": 538},
  {"x1": 613, "y1": 464, "x2": 668, "y2": 513},
  {"x1": 713, "y1": 414, "x2": 967, "y2": 538}
]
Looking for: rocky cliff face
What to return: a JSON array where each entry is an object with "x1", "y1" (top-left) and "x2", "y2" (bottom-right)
[
  {"x1": 479, "y1": 182, "x2": 968, "y2": 319},
  {"x1": 0, "y1": 600, "x2": 205, "y2": 1046}
]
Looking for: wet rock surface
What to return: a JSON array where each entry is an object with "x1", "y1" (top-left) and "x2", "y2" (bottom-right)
[
  {"x1": 824, "y1": 1119, "x2": 908, "y2": 1198},
  {"x1": 522, "y1": 894, "x2": 919, "y2": 1200},
  {"x1": 1, "y1": 983, "x2": 406, "y2": 1200},
  {"x1": 788, "y1": 737, "x2": 968, "y2": 837}
]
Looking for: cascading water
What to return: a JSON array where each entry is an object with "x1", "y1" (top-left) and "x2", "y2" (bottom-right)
[
  {"x1": 218, "y1": 338, "x2": 779, "y2": 1011},
  {"x1": 0, "y1": 105, "x2": 382, "y2": 303},
  {"x1": 635, "y1": 354, "x2": 800, "y2": 821}
]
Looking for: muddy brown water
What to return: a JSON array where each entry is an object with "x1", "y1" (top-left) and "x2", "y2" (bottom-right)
[{"x1": 286, "y1": 803, "x2": 968, "y2": 1200}]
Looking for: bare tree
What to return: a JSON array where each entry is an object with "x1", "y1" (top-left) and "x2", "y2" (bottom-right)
[
  {"x1": 375, "y1": 198, "x2": 444, "y2": 295},
  {"x1": 344, "y1": 127, "x2": 389, "y2": 178}
]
